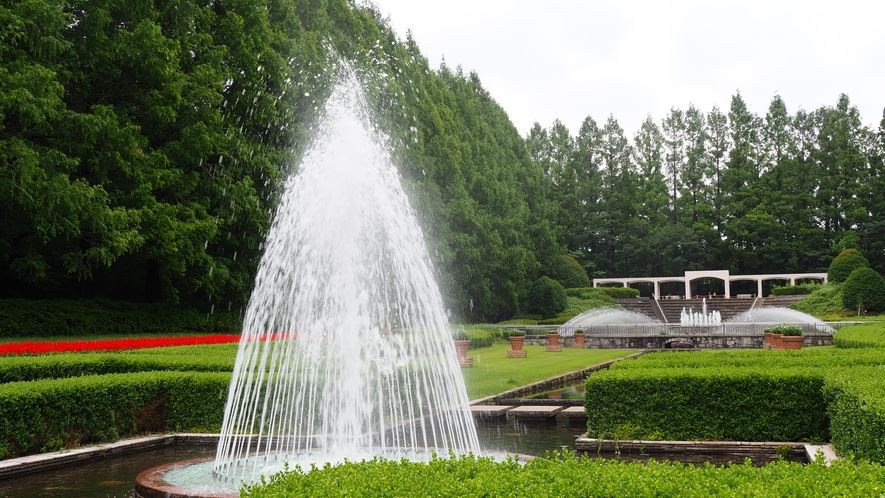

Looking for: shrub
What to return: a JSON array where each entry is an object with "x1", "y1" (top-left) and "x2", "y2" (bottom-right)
[
  {"x1": 526, "y1": 276, "x2": 567, "y2": 318},
  {"x1": 835, "y1": 323, "x2": 885, "y2": 348},
  {"x1": 547, "y1": 255, "x2": 591, "y2": 289},
  {"x1": 242, "y1": 451, "x2": 885, "y2": 498},
  {"x1": 506, "y1": 330, "x2": 526, "y2": 337},
  {"x1": 584, "y1": 366, "x2": 828, "y2": 443},
  {"x1": 765, "y1": 326, "x2": 803, "y2": 336},
  {"x1": 772, "y1": 284, "x2": 821, "y2": 296},
  {"x1": 597, "y1": 287, "x2": 641, "y2": 298},
  {"x1": 828, "y1": 248, "x2": 869, "y2": 284},
  {"x1": 0, "y1": 371, "x2": 230, "y2": 458},
  {"x1": 841, "y1": 267, "x2": 885, "y2": 313},
  {"x1": 824, "y1": 366, "x2": 885, "y2": 464},
  {"x1": 537, "y1": 315, "x2": 573, "y2": 325},
  {"x1": 790, "y1": 283, "x2": 845, "y2": 318}
]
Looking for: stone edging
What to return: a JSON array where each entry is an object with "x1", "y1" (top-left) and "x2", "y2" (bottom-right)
[{"x1": 470, "y1": 352, "x2": 645, "y2": 406}]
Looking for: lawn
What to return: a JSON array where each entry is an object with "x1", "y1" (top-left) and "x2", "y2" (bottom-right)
[{"x1": 461, "y1": 344, "x2": 638, "y2": 400}]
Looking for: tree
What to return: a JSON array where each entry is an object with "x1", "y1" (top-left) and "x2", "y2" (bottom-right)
[
  {"x1": 828, "y1": 248, "x2": 870, "y2": 283},
  {"x1": 842, "y1": 267, "x2": 885, "y2": 313}
]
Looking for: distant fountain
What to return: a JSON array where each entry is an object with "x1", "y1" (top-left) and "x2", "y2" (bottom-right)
[
  {"x1": 731, "y1": 307, "x2": 834, "y2": 331},
  {"x1": 563, "y1": 307, "x2": 659, "y2": 328},
  {"x1": 680, "y1": 298, "x2": 722, "y2": 326},
  {"x1": 137, "y1": 67, "x2": 479, "y2": 496}
]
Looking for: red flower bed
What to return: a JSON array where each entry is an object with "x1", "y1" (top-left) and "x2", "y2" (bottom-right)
[{"x1": 0, "y1": 334, "x2": 242, "y2": 356}]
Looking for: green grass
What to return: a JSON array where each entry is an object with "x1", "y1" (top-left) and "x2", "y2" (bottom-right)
[{"x1": 461, "y1": 344, "x2": 637, "y2": 400}]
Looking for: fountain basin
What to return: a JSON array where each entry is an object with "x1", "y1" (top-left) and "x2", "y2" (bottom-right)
[{"x1": 135, "y1": 457, "x2": 237, "y2": 498}]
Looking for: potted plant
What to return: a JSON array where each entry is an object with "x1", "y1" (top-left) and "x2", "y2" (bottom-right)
[
  {"x1": 546, "y1": 331, "x2": 562, "y2": 352},
  {"x1": 452, "y1": 329, "x2": 473, "y2": 366},
  {"x1": 573, "y1": 329, "x2": 585, "y2": 349},
  {"x1": 508, "y1": 330, "x2": 526, "y2": 351},
  {"x1": 778, "y1": 326, "x2": 804, "y2": 350}
]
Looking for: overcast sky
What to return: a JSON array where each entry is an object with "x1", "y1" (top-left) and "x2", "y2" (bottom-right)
[{"x1": 367, "y1": 0, "x2": 884, "y2": 139}]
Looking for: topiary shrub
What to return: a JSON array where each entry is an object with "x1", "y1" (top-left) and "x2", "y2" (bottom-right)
[
  {"x1": 526, "y1": 276, "x2": 567, "y2": 318},
  {"x1": 842, "y1": 267, "x2": 885, "y2": 313},
  {"x1": 598, "y1": 287, "x2": 641, "y2": 298},
  {"x1": 547, "y1": 255, "x2": 591, "y2": 289},
  {"x1": 828, "y1": 248, "x2": 870, "y2": 283}
]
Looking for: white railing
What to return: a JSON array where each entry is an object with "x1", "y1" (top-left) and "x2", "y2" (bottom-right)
[{"x1": 503, "y1": 322, "x2": 851, "y2": 337}]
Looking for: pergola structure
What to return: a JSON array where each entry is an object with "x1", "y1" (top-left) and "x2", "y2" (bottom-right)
[{"x1": 593, "y1": 270, "x2": 828, "y2": 299}]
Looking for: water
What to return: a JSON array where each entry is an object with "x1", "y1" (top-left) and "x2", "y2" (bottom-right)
[
  {"x1": 680, "y1": 298, "x2": 722, "y2": 326},
  {"x1": 563, "y1": 307, "x2": 659, "y2": 327},
  {"x1": 731, "y1": 307, "x2": 830, "y2": 325},
  {"x1": 213, "y1": 66, "x2": 479, "y2": 486}
]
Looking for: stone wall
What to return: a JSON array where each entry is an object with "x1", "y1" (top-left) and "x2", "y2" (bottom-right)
[{"x1": 524, "y1": 334, "x2": 834, "y2": 350}]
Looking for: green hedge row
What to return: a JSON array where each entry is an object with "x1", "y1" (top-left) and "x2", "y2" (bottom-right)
[
  {"x1": 596, "y1": 287, "x2": 641, "y2": 298},
  {"x1": 834, "y1": 323, "x2": 885, "y2": 348},
  {"x1": 609, "y1": 348, "x2": 885, "y2": 370},
  {"x1": 0, "y1": 345, "x2": 236, "y2": 383},
  {"x1": 824, "y1": 366, "x2": 885, "y2": 463},
  {"x1": 462, "y1": 326, "x2": 506, "y2": 349},
  {"x1": 243, "y1": 452, "x2": 885, "y2": 498},
  {"x1": 584, "y1": 366, "x2": 829, "y2": 442},
  {"x1": 771, "y1": 283, "x2": 820, "y2": 295},
  {"x1": 0, "y1": 299, "x2": 241, "y2": 337},
  {"x1": 0, "y1": 371, "x2": 230, "y2": 458}
]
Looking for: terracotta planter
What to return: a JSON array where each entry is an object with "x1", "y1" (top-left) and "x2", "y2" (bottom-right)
[
  {"x1": 509, "y1": 336, "x2": 525, "y2": 351},
  {"x1": 767, "y1": 333, "x2": 783, "y2": 350},
  {"x1": 454, "y1": 339, "x2": 470, "y2": 359},
  {"x1": 546, "y1": 333, "x2": 560, "y2": 347},
  {"x1": 764, "y1": 332, "x2": 777, "y2": 349},
  {"x1": 574, "y1": 333, "x2": 585, "y2": 349},
  {"x1": 780, "y1": 335, "x2": 804, "y2": 350}
]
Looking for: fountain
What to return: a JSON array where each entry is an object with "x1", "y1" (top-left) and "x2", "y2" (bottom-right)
[
  {"x1": 680, "y1": 298, "x2": 722, "y2": 326},
  {"x1": 136, "y1": 66, "x2": 479, "y2": 497}
]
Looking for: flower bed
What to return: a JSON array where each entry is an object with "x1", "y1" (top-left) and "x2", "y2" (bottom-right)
[{"x1": 0, "y1": 335, "x2": 241, "y2": 356}]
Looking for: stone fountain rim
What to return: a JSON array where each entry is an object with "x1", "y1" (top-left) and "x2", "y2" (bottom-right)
[{"x1": 135, "y1": 456, "x2": 238, "y2": 498}]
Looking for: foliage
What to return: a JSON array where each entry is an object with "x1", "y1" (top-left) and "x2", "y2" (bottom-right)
[
  {"x1": 0, "y1": 299, "x2": 239, "y2": 337},
  {"x1": 823, "y1": 366, "x2": 885, "y2": 463},
  {"x1": 537, "y1": 315, "x2": 572, "y2": 325},
  {"x1": 0, "y1": 344, "x2": 236, "y2": 383},
  {"x1": 771, "y1": 283, "x2": 821, "y2": 295},
  {"x1": 506, "y1": 329, "x2": 526, "y2": 337},
  {"x1": 764, "y1": 326, "x2": 802, "y2": 336},
  {"x1": 835, "y1": 323, "x2": 885, "y2": 349},
  {"x1": 525, "y1": 276, "x2": 567, "y2": 318},
  {"x1": 828, "y1": 249, "x2": 870, "y2": 284},
  {"x1": 597, "y1": 287, "x2": 641, "y2": 298},
  {"x1": 841, "y1": 267, "x2": 885, "y2": 313},
  {"x1": 460, "y1": 326, "x2": 506, "y2": 349},
  {"x1": 0, "y1": 371, "x2": 229, "y2": 458},
  {"x1": 243, "y1": 450, "x2": 885, "y2": 498},
  {"x1": 584, "y1": 366, "x2": 828, "y2": 442},
  {"x1": 547, "y1": 254, "x2": 591, "y2": 289},
  {"x1": 790, "y1": 283, "x2": 845, "y2": 318}
]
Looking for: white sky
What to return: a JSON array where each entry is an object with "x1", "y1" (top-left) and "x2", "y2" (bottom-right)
[{"x1": 367, "y1": 0, "x2": 885, "y2": 138}]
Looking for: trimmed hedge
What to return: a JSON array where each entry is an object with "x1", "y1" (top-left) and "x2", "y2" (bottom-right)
[
  {"x1": 584, "y1": 366, "x2": 828, "y2": 442},
  {"x1": 462, "y1": 326, "x2": 506, "y2": 349},
  {"x1": 0, "y1": 345, "x2": 236, "y2": 383},
  {"x1": 243, "y1": 451, "x2": 885, "y2": 498},
  {"x1": 0, "y1": 299, "x2": 241, "y2": 337},
  {"x1": 835, "y1": 323, "x2": 885, "y2": 349},
  {"x1": 547, "y1": 255, "x2": 591, "y2": 289},
  {"x1": 824, "y1": 366, "x2": 885, "y2": 463},
  {"x1": 772, "y1": 284, "x2": 820, "y2": 295},
  {"x1": 526, "y1": 277, "x2": 567, "y2": 318},
  {"x1": 827, "y1": 248, "x2": 869, "y2": 284},
  {"x1": 841, "y1": 267, "x2": 885, "y2": 313},
  {"x1": 597, "y1": 287, "x2": 641, "y2": 298},
  {"x1": 0, "y1": 371, "x2": 230, "y2": 458}
]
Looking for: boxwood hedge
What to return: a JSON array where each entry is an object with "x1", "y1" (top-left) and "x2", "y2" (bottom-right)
[
  {"x1": 834, "y1": 323, "x2": 885, "y2": 348},
  {"x1": 824, "y1": 366, "x2": 885, "y2": 463},
  {"x1": 243, "y1": 451, "x2": 885, "y2": 498},
  {"x1": 0, "y1": 371, "x2": 230, "y2": 459},
  {"x1": 584, "y1": 366, "x2": 828, "y2": 442}
]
